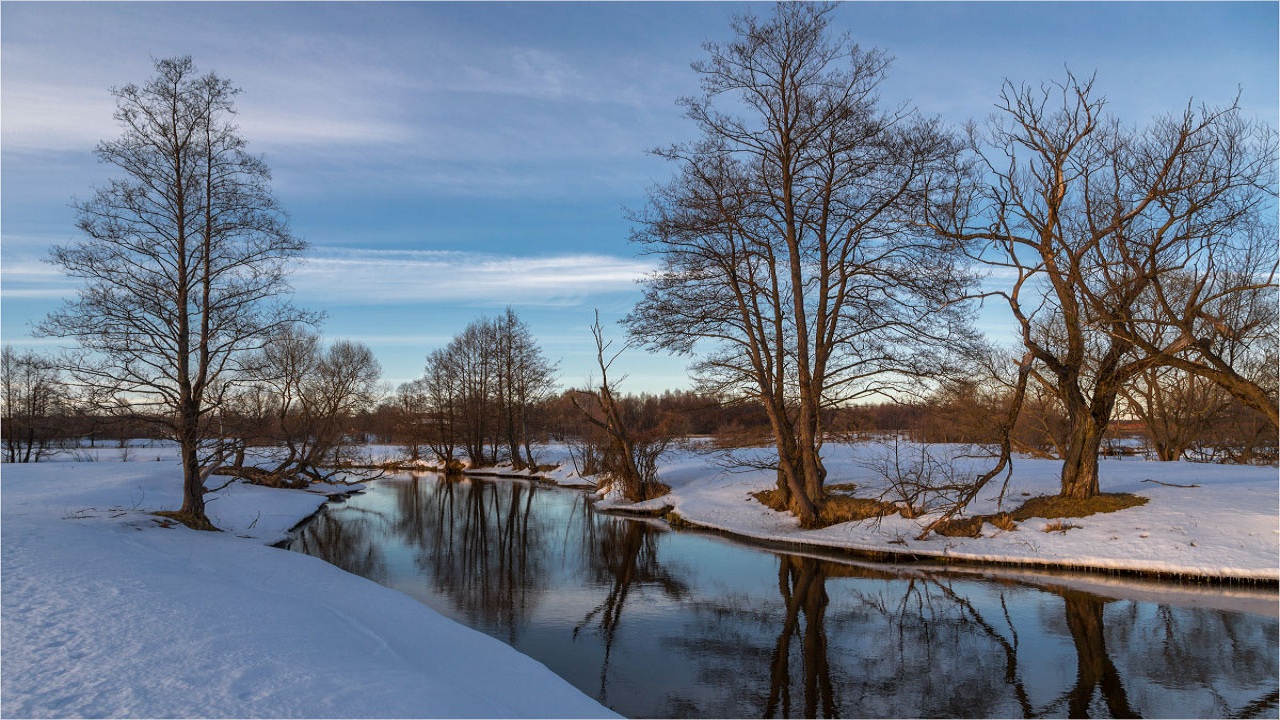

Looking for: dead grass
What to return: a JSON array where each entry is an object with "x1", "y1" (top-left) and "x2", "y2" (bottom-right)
[
  {"x1": 986, "y1": 512, "x2": 1017, "y2": 531},
  {"x1": 751, "y1": 488, "x2": 789, "y2": 512},
  {"x1": 752, "y1": 488, "x2": 897, "y2": 527},
  {"x1": 1011, "y1": 493, "x2": 1148, "y2": 521},
  {"x1": 934, "y1": 516, "x2": 985, "y2": 537},
  {"x1": 638, "y1": 481, "x2": 673, "y2": 502},
  {"x1": 1043, "y1": 519, "x2": 1083, "y2": 533},
  {"x1": 820, "y1": 495, "x2": 898, "y2": 525}
]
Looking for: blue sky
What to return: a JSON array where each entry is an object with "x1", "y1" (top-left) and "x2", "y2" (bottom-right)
[{"x1": 3, "y1": 1, "x2": 1276, "y2": 393}]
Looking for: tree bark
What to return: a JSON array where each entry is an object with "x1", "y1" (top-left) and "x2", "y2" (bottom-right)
[{"x1": 1059, "y1": 411, "x2": 1104, "y2": 499}]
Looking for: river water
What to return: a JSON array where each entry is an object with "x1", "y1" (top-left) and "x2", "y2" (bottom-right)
[{"x1": 286, "y1": 472, "x2": 1278, "y2": 718}]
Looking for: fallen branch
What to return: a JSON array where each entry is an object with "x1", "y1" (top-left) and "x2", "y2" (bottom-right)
[
  {"x1": 1140, "y1": 478, "x2": 1200, "y2": 488},
  {"x1": 917, "y1": 351, "x2": 1035, "y2": 541}
]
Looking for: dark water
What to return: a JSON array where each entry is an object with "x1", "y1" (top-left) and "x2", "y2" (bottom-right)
[{"x1": 287, "y1": 473, "x2": 1279, "y2": 719}]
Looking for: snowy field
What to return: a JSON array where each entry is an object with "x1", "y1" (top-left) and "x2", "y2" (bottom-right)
[
  {"x1": 531, "y1": 441, "x2": 1280, "y2": 582},
  {"x1": 3, "y1": 441, "x2": 1275, "y2": 717},
  {"x1": 0, "y1": 449, "x2": 616, "y2": 719}
]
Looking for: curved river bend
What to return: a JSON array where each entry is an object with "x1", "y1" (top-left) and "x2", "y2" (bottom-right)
[{"x1": 287, "y1": 473, "x2": 1278, "y2": 719}]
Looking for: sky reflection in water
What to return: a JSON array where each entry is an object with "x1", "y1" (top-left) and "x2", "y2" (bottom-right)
[{"x1": 288, "y1": 474, "x2": 1279, "y2": 719}]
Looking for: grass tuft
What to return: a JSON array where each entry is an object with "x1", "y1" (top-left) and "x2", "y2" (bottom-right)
[
  {"x1": 1043, "y1": 519, "x2": 1083, "y2": 533},
  {"x1": 1011, "y1": 493, "x2": 1148, "y2": 520},
  {"x1": 752, "y1": 488, "x2": 896, "y2": 527}
]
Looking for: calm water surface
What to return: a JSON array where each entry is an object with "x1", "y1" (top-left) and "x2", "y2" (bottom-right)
[{"x1": 287, "y1": 473, "x2": 1278, "y2": 718}]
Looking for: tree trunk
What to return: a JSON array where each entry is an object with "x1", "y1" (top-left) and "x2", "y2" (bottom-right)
[
  {"x1": 178, "y1": 445, "x2": 211, "y2": 526},
  {"x1": 1060, "y1": 412, "x2": 1104, "y2": 499},
  {"x1": 176, "y1": 402, "x2": 214, "y2": 530}
]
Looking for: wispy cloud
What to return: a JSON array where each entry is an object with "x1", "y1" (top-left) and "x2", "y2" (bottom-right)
[
  {"x1": 0, "y1": 259, "x2": 77, "y2": 299},
  {"x1": 292, "y1": 248, "x2": 653, "y2": 307}
]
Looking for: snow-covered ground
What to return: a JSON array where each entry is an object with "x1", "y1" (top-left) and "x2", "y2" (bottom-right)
[
  {"x1": 4, "y1": 440, "x2": 1274, "y2": 717},
  {"x1": 1, "y1": 453, "x2": 617, "y2": 719},
  {"x1": 529, "y1": 441, "x2": 1280, "y2": 582}
]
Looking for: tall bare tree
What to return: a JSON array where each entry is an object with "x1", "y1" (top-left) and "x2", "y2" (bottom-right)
[
  {"x1": 627, "y1": 3, "x2": 974, "y2": 525},
  {"x1": 494, "y1": 308, "x2": 558, "y2": 470},
  {"x1": 38, "y1": 57, "x2": 313, "y2": 528},
  {"x1": 926, "y1": 73, "x2": 1276, "y2": 499},
  {"x1": 419, "y1": 311, "x2": 557, "y2": 469},
  {"x1": 421, "y1": 347, "x2": 464, "y2": 467},
  {"x1": 1, "y1": 346, "x2": 68, "y2": 463}
]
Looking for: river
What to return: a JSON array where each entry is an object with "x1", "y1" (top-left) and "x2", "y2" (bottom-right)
[{"x1": 286, "y1": 472, "x2": 1278, "y2": 718}]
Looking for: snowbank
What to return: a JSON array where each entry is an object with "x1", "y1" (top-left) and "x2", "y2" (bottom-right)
[
  {"x1": 539, "y1": 442, "x2": 1279, "y2": 582},
  {"x1": 1, "y1": 458, "x2": 617, "y2": 719}
]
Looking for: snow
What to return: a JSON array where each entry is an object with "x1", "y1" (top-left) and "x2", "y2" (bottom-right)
[
  {"x1": 534, "y1": 441, "x2": 1280, "y2": 582},
  {"x1": 5, "y1": 440, "x2": 1274, "y2": 717},
  {"x1": 1, "y1": 454, "x2": 617, "y2": 719}
]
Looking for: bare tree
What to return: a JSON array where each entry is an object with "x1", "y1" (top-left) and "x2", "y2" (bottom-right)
[
  {"x1": 421, "y1": 347, "x2": 464, "y2": 468},
  {"x1": 927, "y1": 72, "x2": 1276, "y2": 499},
  {"x1": 37, "y1": 57, "x2": 314, "y2": 528},
  {"x1": 393, "y1": 378, "x2": 432, "y2": 462},
  {"x1": 229, "y1": 327, "x2": 382, "y2": 485},
  {"x1": 627, "y1": 3, "x2": 974, "y2": 525},
  {"x1": 572, "y1": 313, "x2": 672, "y2": 502},
  {"x1": 1, "y1": 346, "x2": 68, "y2": 463},
  {"x1": 494, "y1": 308, "x2": 558, "y2": 470},
  {"x1": 417, "y1": 311, "x2": 557, "y2": 470},
  {"x1": 1122, "y1": 366, "x2": 1230, "y2": 461}
]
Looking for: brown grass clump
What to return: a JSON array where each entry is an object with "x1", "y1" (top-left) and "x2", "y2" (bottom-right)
[
  {"x1": 1011, "y1": 493, "x2": 1148, "y2": 521},
  {"x1": 638, "y1": 481, "x2": 673, "y2": 501},
  {"x1": 752, "y1": 488, "x2": 789, "y2": 512},
  {"x1": 986, "y1": 512, "x2": 1017, "y2": 532},
  {"x1": 751, "y1": 488, "x2": 896, "y2": 527},
  {"x1": 934, "y1": 516, "x2": 985, "y2": 538},
  {"x1": 1043, "y1": 519, "x2": 1083, "y2": 533},
  {"x1": 819, "y1": 495, "x2": 898, "y2": 525}
]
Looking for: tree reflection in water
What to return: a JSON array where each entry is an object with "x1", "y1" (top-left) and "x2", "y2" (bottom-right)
[
  {"x1": 1060, "y1": 590, "x2": 1137, "y2": 718},
  {"x1": 666, "y1": 555, "x2": 1277, "y2": 719},
  {"x1": 289, "y1": 476, "x2": 1278, "y2": 719},
  {"x1": 293, "y1": 503, "x2": 388, "y2": 583},
  {"x1": 767, "y1": 556, "x2": 835, "y2": 718},
  {"x1": 392, "y1": 475, "x2": 551, "y2": 643},
  {"x1": 573, "y1": 503, "x2": 688, "y2": 704}
]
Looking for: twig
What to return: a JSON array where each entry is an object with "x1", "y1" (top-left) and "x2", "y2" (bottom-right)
[
  {"x1": 1140, "y1": 478, "x2": 1200, "y2": 488},
  {"x1": 204, "y1": 477, "x2": 238, "y2": 494}
]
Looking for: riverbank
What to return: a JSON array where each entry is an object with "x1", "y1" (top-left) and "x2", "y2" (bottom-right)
[
  {"x1": 525, "y1": 442, "x2": 1280, "y2": 583},
  {"x1": 0, "y1": 455, "x2": 617, "y2": 718}
]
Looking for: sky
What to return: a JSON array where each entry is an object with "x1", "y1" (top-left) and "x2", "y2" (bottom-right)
[{"x1": 3, "y1": 1, "x2": 1277, "y2": 394}]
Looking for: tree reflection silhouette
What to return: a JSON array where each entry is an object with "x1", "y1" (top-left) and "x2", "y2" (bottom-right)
[
  {"x1": 1061, "y1": 590, "x2": 1137, "y2": 718},
  {"x1": 293, "y1": 503, "x2": 388, "y2": 582},
  {"x1": 574, "y1": 509, "x2": 688, "y2": 704},
  {"x1": 391, "y1": 475, "x2": 551, "y2": 643},
  {"x1": 767, "y1": 556, "x2": 836, "y2": 718}
]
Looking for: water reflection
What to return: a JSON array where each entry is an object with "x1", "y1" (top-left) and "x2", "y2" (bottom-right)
[
  {"x1": 768, "y1": 556, "x2": 835, "y2": 718},
  {"x1": 393, "y1": 475, "x2": 550, "y2": 641},
  {"x1": 294, "y1": 502, "x2": 387, "y2": 583},
  {"x1": 289, "y1": 474, "x2": 1279, "y2": 719},
  {"x1": 574, "y1": 511, "x2": 688, "y2": 704},
  {"x1": 1061, "y1": 591, "x2": 1135, "y2": 718}
]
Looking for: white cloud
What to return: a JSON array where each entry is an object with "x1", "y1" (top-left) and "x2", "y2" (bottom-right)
[
  {"x1": 0, "y1": 258, "x2": 77, "y2": 299},
  {"x1": 292, "y1": 248, "x2": 653, "y2": 306}
]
